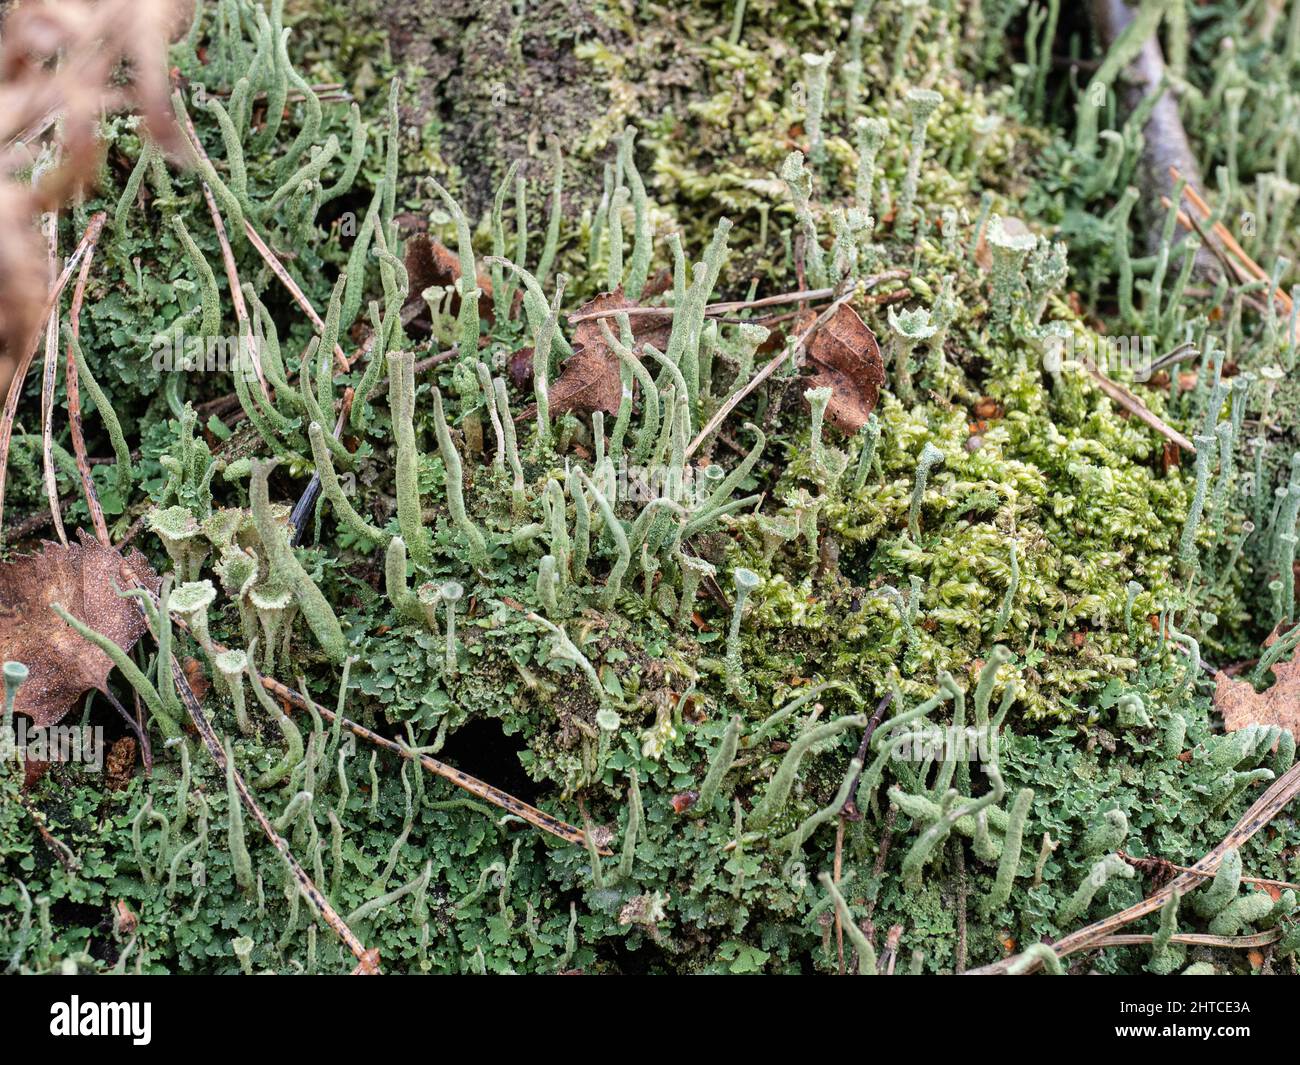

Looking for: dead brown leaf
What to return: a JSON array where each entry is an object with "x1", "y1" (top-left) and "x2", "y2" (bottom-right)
[
  {"x1": 1213, "y1": 625, "x2": 1300, "y2": 737},
  {"x1": 401, "y1": 232, "x2": 494, "y2": 326},
  {"x1": 803, "y1": 302, "x2": 884, "y2": 434},
  {"x1": 548, "y1": 289, "x2": 673, "y2": 418},
  {"x1": 0, "y1": 528, "x2": 159, "y2": 730},
  {"x1": 509, "y1": 345, "x2": 535, "y2": 389}
]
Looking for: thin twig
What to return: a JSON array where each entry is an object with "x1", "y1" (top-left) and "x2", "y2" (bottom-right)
[
  {"x1": 1117, "y1": 850, "x2": 1300, "y2": 892},
  {"x1": 826, "y1": 687, "x2": 892, "y2": 977},
  {"x1": 243, "y1": 223, "x2": 350, "y2": 373},
  {"x1": 0, "y1": 211, "x2": 105, "y2": 541},
  {"x1": 1174, "y1": 171, "x2": 1278, "y2": 292},
  {"x1": 864, "y1": 806, "x2": 897, "y2": 924},
  {"x1": 1162, "y1": 197, "x2": 1253, "y2": 287},
  {"x1": 833, "y1": 817, "x2": 845, "y2": 975},
  {"x1": 174, "y1": 114, "x2": 349, "y2": 374},
  {"x1": 1094, "y1": 929, "x2": 1280, "y2": 950},
  {"x1": 175, "y1": 103, "x2": 265, "y2": 395},
  {"x1": 198, "y1": 337, "x2": 451, "y2": 424},
  {"x1": 39, "y1": 207, "x2": 66, "y2": 545},
  {"x1": 207, "y1": 82, "x2": 346, "y2": 101},
  {"x1": 263, "y1": 673, "x2": 608, "y2": 854},
  {"x1": 1172, "y1": 167, "x2": 1297, "y2": 336},
  {"x1": 567, "y1": 286, "x2": 840, "y2": 325},
  {"x1": 8, "y1": 787, "x2": 78, "y2": 872},
  {"x1": 64, "y1": 211, "x2": 109, "y2": 544},
  {"x1": 840, "y1": 692, "x2": 893, "y2": 820},
  {"x1": 567, "y1": 274, "x2": 909, "y2": 327},
  {"x1": 1085, "y1": 365, "x2": 1194, "y2": 452}
]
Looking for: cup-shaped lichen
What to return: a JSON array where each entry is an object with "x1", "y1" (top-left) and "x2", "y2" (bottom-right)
[
  {"x1": 801, "y1": 50, "x2": 834, "y2": 166},
  {"x1": 214, "y1": 649, "x2": 252, "y2": 735},
  {"x1": 440, "y1": 581, "x2": 464, "y2": 675},
  {"x1": 896, "y1": 88, "x2": 942, "y2": 241},
  {"x1": 886, "y1": 305, "x2": 937, "y2": 406},
  {"x1": 170, "y1": 580, "x2": 218, "y2": 655},
  {"x1": 3, "y1": 661, "x2": 28, "y2": 758},
  {"x1": 147, "y1": 505, "x2": 209, "y2": 582},
  {"x1": 986, "y1": 216, "x2": 1038, "y2": 327},
  {"x1": 676, "y1": 552, "x2": 716, "y2": 628},
  {"x1": 248, "y1": 582, "x2": 293, "y2": 672},
  {"x1": 907, "y1": 442, "x2": 945, "y2": 539},
  {"x1": 250, "y1": 459, "x2": 349, "y2": 664}
]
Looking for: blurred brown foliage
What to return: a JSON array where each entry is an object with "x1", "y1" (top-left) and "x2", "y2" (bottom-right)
[{"x1": 0, "y1": 0, "x2": 186, "y2": 398}]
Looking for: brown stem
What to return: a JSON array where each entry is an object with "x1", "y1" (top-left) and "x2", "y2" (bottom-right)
[{"x1": 172, "y1": 100, "x2": 350, "y2": 376}]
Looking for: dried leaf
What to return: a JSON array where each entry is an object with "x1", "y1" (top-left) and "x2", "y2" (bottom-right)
[
  {"x1": 509, "y1": 345, "x2": 535, "y2": 389},
  {"x1": 549, "y1": 289, "x2": 672, "y2": 418},
  {"x1": 1213, "y1": 626, "x2": 1300, "y2": 737},
  {"x1": 803, "y1": 303, "x2": 884, "y2": 434},
  {"x1": 401, "y1": 232, "x2": 493, "y2": 325},
  {"x1": 0, "y1": 528, "x2": 159, "y2": 730},
  {"x1": 670, "y1": 790, "x2": 700, "y2": 814}
]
